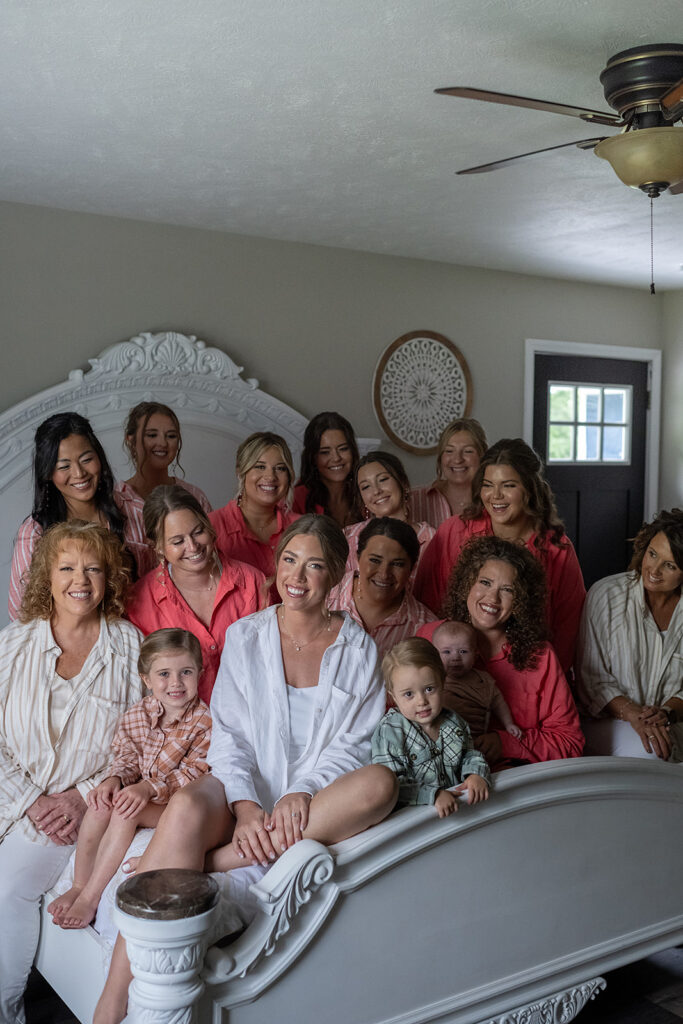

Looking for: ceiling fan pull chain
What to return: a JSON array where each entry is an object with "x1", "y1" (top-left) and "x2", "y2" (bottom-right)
[{"x1": 650, "y1": 197, "x2": 656, "y2": 295}]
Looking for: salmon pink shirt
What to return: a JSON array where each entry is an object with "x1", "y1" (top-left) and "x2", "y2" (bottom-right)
[
  {"x1": 209, "y1": 500, "x2": 300, "y2": 601},
  {"x1": 481, "y1": 644, "x2": 584, "y2": 764},
  {"x1": 414, "y1": 513, "x2": 586, "y2": 673},
  {"x1": 292, "y1": 484, "x2": 324, "y2": 516},
  {"x1": 125, "y1": 555, "x2": 264, "y2": 702}
]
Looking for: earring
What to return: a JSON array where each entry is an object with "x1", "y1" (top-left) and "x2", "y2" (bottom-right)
[
  {"x1": 363, "y1": 505, "x2": 371, "y2": 520},
  {"x1": 236, "y1": 491, "x2": 243, "y2": 508}
]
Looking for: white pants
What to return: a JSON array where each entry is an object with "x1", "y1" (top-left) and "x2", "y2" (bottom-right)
[
  {"x1": 581, "y1": 717, "x2": 682, "y2": 762},
  {"x1": 0, "y1": 830, "x2": 73, "y2": 1024}
]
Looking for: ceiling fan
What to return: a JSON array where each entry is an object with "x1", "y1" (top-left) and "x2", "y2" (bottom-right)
[{"x1": 436, "y1": 43, "x2": 683, "y2": 198}]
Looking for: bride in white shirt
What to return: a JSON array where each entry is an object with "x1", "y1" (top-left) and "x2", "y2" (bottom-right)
[{"x1": 94, "y1": 513, "x2": 397, "y2": 1024}]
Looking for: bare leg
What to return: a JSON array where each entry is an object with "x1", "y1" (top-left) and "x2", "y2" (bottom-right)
[
  {"x1": 48, "y1": 805, "x2": 112, "y2": 923},
  {"x1": 304, "y1": 764, "x2": 398, "y2": 843},
  {"x1": 93, "y1": 775, "x2": 232, "y2": 1024},
  {"x1": 61, "y1": 803, "x2": 165, "y2": 929}
]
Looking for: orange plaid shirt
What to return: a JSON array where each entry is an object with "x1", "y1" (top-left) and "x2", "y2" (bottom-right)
[{"x1": 108, "y1": 694, "x2": 211, "y2": 803}]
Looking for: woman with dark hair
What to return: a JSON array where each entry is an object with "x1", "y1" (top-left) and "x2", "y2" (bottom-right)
[
  {"x1": 441, "y1": 535, "x2": 584, "y2": 766},
  {"x1": 409, "y1": 417, "x2": 488, "y2": 528},
  {"x1": 293, "y1": 411, "x2": 360, "y2": 527},
  {"x1": 328, "y1": 517, "x2": 436, "y2": 658},
  {"x1": 577, "y1": 509, "x2": 683, "y2": 762},
  {"x1": 94, "y1": 513, "x2": 394, "y2": 1024},
  {"x1": 0, "y1": 522, "x2": 142, "y2": 1022},
  {"x1": 126, "y1": 486, "x2": 264, "y2": 702},
  {"x1": 115, "y1": 402, "x2": 212, "y2": 577},
  {"x1": 414, "y1": 438, "x2": 585, "y2": 673},
  {"x1": 345, "y1": 451, "x2": 435, "y2": 579},
  {"x1": 8, "y1": 412, "x2": 127, "y2": 619}
]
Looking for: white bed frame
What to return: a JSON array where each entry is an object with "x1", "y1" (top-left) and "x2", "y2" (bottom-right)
[
  {"x1": 34, "y1": 757, "x2": 683, "y2": 1023},
  {"x1": 4, "y1": 334, "x2": 681, "y2": 1023}
]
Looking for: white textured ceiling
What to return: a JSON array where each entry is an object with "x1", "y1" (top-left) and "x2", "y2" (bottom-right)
[{"x1": 2, "y1": 0, "x2": 683, "y2": 289}]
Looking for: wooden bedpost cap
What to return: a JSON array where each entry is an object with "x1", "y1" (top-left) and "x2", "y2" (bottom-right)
[{"x1": 116, "y1": 869, "x2": 219, "y2": 921}]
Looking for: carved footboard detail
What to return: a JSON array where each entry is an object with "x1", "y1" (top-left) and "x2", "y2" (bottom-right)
[{"x1": 483, "y1": 977, "x2": 606, "y2": 1024}]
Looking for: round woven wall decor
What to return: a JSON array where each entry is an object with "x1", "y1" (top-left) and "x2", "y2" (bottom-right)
[{"x1": 372, "y1": 330, "x2": 473, "y2": 454}]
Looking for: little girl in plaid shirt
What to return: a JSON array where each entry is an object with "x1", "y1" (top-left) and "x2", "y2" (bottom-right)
[{"x1": 48, "y1": 628, "x2": 211, "y2": 929}]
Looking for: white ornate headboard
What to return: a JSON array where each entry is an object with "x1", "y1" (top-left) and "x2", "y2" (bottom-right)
[{"x1": 0, "y1": 331, "x2": 315, "y2": 627}]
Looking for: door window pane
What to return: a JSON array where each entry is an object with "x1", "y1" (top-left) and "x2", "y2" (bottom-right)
[
  {"x1": 549, "y1": 386, "x2": 574, "y2": 422},
  {"x1": 548, "y1": 425, "x2": 574, "y2": 461},
  {"x1": 577, "y1": 387, "x2": 601, "y2": 423},
  {"x1": 547, "y1": 382, "x2": 632, "y2": 464},
  {"x1": 603, "y1": 388, "x2": 628, "y2": 424},
  {"x1": 603, "y1": 426, "x2": 627, "y2": 461}
]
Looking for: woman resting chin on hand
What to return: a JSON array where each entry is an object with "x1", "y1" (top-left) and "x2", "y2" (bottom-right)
[{"x1": 94, "y1": 514, "x2": 396, "y2": 1024}]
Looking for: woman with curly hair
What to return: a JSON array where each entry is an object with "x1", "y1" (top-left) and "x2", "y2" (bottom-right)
[
  {"x1": 414, "y1": 438, "x2": 585, "y2": 673},
  {"x1": 577, "y1": 509, "x2": 683, "y2": 762},
  {"x1": 8, "y1": 412, "x2": 128, "y2": 620},
  {"x1": 293, "y1": 411, "x2": 360, "y2": 527},
  {"x1": 0, "y1": 521, "x2": 142, "y2": 1023},
  {"x1": 438, "y1": 535, "x2": 584, "y2": 767}
]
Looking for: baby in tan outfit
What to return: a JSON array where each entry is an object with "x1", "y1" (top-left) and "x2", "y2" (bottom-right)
[{"x1": 432, "y1": 620, "x2": 522, "y2": 740}]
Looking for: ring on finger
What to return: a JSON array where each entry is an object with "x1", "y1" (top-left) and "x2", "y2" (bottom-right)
[{"x1": 291, "y1": 811, "x2": 300, "y2": 818}]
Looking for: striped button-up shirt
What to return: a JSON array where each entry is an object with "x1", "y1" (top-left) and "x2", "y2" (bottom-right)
[
  {"x1": 108, "y1": 694, "x2": 211, "y2": 803},
  {"x1": 0, "y1": 616, "x2": 143, "y2": 845}
]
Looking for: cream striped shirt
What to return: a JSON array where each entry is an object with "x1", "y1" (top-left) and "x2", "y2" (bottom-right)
[{"x1": 0, "y1": 616, "x2": 143, "y2": 845}]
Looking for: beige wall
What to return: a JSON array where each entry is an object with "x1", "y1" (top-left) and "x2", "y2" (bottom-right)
[
  {"x1": 661, "y1": 291, "x2": 683, "y2": 508},
  {"x1": 0, "y1": 199, "x2": 669, "y2": 490}
]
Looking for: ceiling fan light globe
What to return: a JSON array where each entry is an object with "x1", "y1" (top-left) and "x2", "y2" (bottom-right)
[{"x1": 594, "y1": 127, "x2": 683, "y2": 193}]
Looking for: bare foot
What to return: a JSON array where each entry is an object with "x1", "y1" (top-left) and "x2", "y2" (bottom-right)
[
  {"x1": 48, "y1": 885, "x2": 83, "y2": 924},
  {"x1": 122, "y1": 856, "x2": 139, "y2": 874},
  {"x1": 59, "y1": 891, "x2": 99, "y2": 929}
]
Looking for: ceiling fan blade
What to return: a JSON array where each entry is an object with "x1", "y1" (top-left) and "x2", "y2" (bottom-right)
[
  {"x1": 660, "y1": 76, "x2": 683, "y2": 121},
  {"x1": 435, "y1": 87, "x2": 624, "y2": 127},
  {"x1": 456, "y1": 138, "x2": 607, "y2": 175},
  {"x1": 668, "y1": 180, "x2": 683, "y2": 194}
]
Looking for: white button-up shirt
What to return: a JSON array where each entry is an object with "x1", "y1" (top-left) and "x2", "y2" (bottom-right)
[
  {"x1": 208, "y1": 607, "x2": 385, "y2": 810},
  {"x1": 0, "y1": 616, "x2": 143, "y2": 844}
]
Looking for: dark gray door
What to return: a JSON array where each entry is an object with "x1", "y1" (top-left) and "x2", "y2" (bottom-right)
[{"x1": 533, "y1": 354, "x2": 648, "y2": 588}]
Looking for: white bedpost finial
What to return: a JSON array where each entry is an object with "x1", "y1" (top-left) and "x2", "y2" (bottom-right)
[{"x1": 113, "y1": 869, "x2": 219, "y2": 1024}]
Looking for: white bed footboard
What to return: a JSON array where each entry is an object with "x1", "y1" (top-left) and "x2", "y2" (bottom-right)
[{"x1": 38, "y1": 757, "x2": 683, "y2": 1024}]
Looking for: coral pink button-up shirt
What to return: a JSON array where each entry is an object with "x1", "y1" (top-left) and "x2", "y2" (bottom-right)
[
  {"x1": 125, "y1": 555, "x2": 264, "y2": 703},
  {"x1": 482, "y1": 644, "x2": 584, "y2": 764},
  {"x1": 327, "y1": 570, "x2": 437, "y2": 661},
  {"x1": 414, "y1": 513, "x2": 586, "y2": 673},
  {"x1": 209, "y1": 500, "x2": 299, "y2": 602}
]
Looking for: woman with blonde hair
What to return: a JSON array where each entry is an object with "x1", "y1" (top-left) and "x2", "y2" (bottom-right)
[
  {"x1": 126, "y1": 486, "x2": 263, "y2": 702},
  {"x1": 0, "y1": 521, "x2": 142, "y2": 1023},
  {"x1": 210, "y1": 431, "x2": 299, "y2": 598},
  {"x1": 115, "y1": 402, "x2": 212, "y2": 577},
  {"x1": 409, "y1": 417, "x2": 488, "y2": 529}
]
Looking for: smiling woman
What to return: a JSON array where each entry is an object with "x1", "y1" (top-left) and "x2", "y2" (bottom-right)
[
  {"x1": 328, "y1": 517, "x2": 437, "y2": 659},
  {"x1": 0, "y1": 521, "x2": 142, "y2": 1024},
  {"x1": 293, "y1": 412, "x2": 361, "y2": 527},
  {"x1": 125, "y1": 486, "x2": 264, "y2": 702},
  {"x1": 115, "y1": 402, "x2": 212, "y2": 578},
  {"x1": 210, "y1": 432, "x2": 300, "y2": 600},
  {"x1": 577, "y1": 509, "x2": 683, "y2": 762},
  {"x1": 8, "y1": 412, "x2": 127, "y2": 620}
]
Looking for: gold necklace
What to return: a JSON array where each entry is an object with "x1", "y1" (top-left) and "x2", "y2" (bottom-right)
[{"x1": 278, "y1": 606, "x2": 332, "y2": 652}]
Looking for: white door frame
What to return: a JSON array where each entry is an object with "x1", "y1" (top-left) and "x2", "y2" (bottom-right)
[{"x1": 523, "y1": 339, "x2": 662, "y2": 521}]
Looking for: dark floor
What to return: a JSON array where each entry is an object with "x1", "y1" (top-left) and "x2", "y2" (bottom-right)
[{"x1": 24, "y1": 947, "x2": 683, "y2": 1023}]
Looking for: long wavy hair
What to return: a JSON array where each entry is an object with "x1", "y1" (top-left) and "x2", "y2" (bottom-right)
[
  {"x1": 124, "y1": 402, "x2": 185, "y2": 478},
  {"x1": 464, "y1": 438, "x2": 567, "y2": 549},
  {"x1": 297, "y1": 412, "x2": 360, "y2": 519},
  {"x1": 629, "y1": 508, "x2": 683, "y2": 577},
  {"x1": 19, "y1": 520, "x2": 131, "y2": 623},
  {"x1": 31, "y1": 412, "x2": 124, "y2": 540},
  {"x1": 443, "y1": 535, "x2": 548, "y2": 670}
]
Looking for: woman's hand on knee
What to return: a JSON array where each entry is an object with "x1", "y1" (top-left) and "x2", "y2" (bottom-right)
[
  {"x1": 26, "y1": 789, "x2": 87, "y2": 843},
  {"x1": 633, "y1": 718, "x2": 672, "y2": 760},
  {"x1": 232, "y1": 801, "x2": 278, "y2": 866},
  {"x1": 267, "y1": 792, "x2": 312, "y2": 851}
]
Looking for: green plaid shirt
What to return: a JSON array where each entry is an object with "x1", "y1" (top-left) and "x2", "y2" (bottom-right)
[{"x1": 371, "y1": 708, "x2": 491, "y2": 806}]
